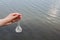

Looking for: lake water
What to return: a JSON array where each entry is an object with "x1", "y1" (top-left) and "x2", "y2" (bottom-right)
[{"x1": 0, "y1": 0, "x2": 60, "y2": 40}]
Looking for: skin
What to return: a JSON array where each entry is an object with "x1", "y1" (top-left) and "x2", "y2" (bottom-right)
[{"x1": 0, "y1": 13, "x2": 22, "y2": 26}]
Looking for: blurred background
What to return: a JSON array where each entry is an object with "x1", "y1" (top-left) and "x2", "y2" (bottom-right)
[{"x1": 0, "y1": 0, "x2": 60, "y2": 40}]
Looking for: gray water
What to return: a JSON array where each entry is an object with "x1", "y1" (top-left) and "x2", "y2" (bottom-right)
[{"x1": 0, "y1": 0, "x2": 60, "y2": 40}]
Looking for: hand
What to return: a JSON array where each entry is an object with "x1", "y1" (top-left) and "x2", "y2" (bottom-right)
[{"x1": 0, "y1": 13, "x2": 22, "y2": 26}]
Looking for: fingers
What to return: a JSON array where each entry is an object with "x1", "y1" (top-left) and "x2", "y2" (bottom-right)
[
  {"x1": 9, "y1": 13, "x2": 22, "y2": 20},
  {"x1": 11, "y1": 17, "x2": 20, "y2": 23},
  {"x1": 4, "y1": 13, "x2": 22, "y2": 23},
  {"x1": 11, "y1": 13, "x2": 22, "y2": 22},
  {"x1": 11, "y1": 13, "x2": 22, "y2": 21}
]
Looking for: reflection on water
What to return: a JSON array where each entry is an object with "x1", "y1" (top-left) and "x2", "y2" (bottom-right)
[{"x1": 0, "y1": 0, "x2": 60, "y2": 40}]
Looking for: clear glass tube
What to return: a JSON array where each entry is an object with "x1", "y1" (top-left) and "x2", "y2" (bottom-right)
[{"x1": 15, "y1": 21, "x2": 22, "y2": 33}]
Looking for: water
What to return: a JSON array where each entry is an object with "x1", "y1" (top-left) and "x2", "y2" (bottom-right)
[{"x1": 0, "y1": 0, "x2": 60, "y2": 40}]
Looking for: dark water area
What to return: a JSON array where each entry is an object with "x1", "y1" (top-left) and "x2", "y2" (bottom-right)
[{"x1": 0, "y1": 0, "x2": 60, "y2": 40}]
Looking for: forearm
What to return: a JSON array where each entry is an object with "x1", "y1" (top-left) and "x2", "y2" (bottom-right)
[{"x1": 0, "y1": 19, "x2": 6, "y2": 26}]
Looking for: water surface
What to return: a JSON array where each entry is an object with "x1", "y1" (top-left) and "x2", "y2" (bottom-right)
[{"x1": 0, "y1": 0, "x2": 60, "y2": 40}]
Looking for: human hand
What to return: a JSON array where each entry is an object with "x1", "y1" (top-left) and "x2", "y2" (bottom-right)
[{"x1": 0, "y1": 13, "x2": 22, "y2": 26}]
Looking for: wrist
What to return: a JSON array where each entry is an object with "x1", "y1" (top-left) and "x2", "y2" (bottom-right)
[{"x1": 0, "y1": 19, "x2": 6, "y2": 26}]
